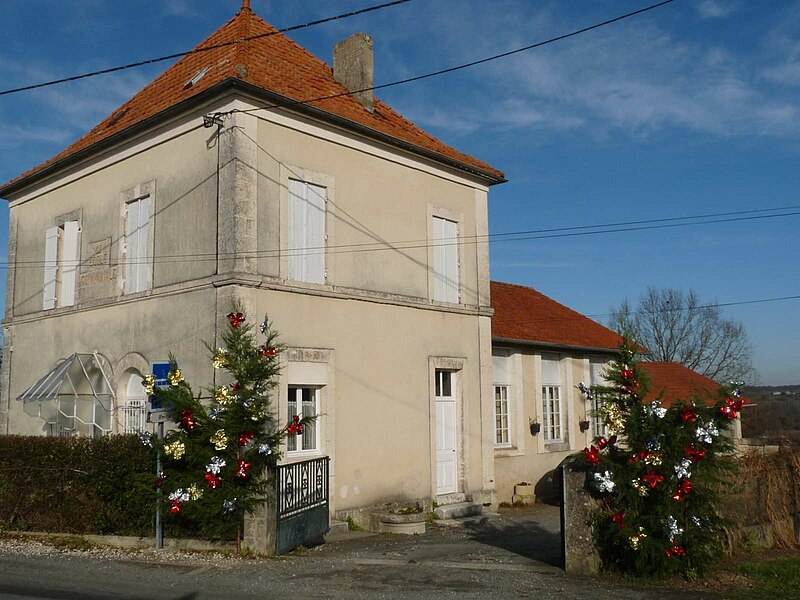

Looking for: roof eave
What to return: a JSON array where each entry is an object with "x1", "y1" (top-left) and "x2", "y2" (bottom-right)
[
  {"x1": 1, "y1": 77, "x2": 505, "y2": 199},
  {"x1": 491, "y1": 336, "x2": 621, "y2": 354}
]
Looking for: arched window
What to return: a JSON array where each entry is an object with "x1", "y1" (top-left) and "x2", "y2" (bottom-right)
[{"x1": 122, "y1": 373, "x2": 148, "y2": 434}]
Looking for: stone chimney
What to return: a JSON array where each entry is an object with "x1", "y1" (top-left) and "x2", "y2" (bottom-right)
[{"x1": 333, "y1": 33, "x2": 374, "y2": 112}]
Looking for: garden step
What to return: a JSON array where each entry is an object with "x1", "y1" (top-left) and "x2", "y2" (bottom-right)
[
  {"x1": 435, "y1": 512, "x2": 501, "y2": 528},
  {"x1": 434, "y1": 501, "x2": 483, "y2": 520}
]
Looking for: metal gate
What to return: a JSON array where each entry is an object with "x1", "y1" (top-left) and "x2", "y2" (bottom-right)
[{"x1": 275, "y1": 456, "x2": 330, "y2": 555}]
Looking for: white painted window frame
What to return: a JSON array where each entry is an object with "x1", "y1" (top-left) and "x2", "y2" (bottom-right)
[
  {"x1": 43, "y1": 219, "x2": 81, "y2": 310},
  {"x1": 286, "y1": 385, "x2": 321, "y2": 456},
  {"x1": 589, "y1": 357, "x2": 609, "y2": 438},
  {"x1": 427, "y1": 205, "x2": 463, "y2": 305},
  {"x1": 119, "y1": 181, "x2": 155, "y2": 295},
  {"x1": 494, "y1": 384, "x2": 511, "y2": 447},
  {"x1": 540, "y1": 354, "x2": 564, "y2": 443}
]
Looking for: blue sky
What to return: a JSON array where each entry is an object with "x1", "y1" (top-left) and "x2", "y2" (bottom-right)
[{"x1": 1, "y1": 0, "x2": 798, "y2": 384}]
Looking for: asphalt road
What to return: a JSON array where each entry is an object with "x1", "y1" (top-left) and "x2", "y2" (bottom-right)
[{"x1": 0, "y1": 505, "x2": 723, "y2": 600}]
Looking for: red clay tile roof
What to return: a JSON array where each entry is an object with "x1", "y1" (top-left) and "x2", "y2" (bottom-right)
[
  {"x1": 1, "y1": 5, "x2": 503, "y2": 195},
  {"x1": 639, "y1": 362, "x2": 750, "y2": 408},
  {"x1": 490, "y1": 280, "x2": 623, "y2": 350}
]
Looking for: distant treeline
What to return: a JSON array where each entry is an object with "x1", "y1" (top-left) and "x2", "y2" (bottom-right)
[{"x1": 741, "y1": 386, "x2": 800, "y2": 441}]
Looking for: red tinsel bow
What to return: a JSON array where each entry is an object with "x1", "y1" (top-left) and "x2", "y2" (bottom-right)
[
  {"x1": 179, "y1": 408, "x2": 196, "y2": 433},
  {"x1": 287, "y1": 415, "x2": 304, "y2": 435},
  {"x1": 680, "y1": 407, "x2": 698, "y2": 423},
  {"x1": 611, "y1": 512, "x2": 625, "y2": 530},
  {"x1": 672, "y1": 478, "x2": 693, "y2": 501},
  {"x1": 235, "y1": 459, "x2": 251, "y2": 479},
  {"x1": 726, "y1": 396, "x2": 745, "y2": 411},
  {"x1": 169, "y1": 500, "x2": 182, "y2": 514},
  {"x1": 642, "y1": 470, "x2": 665, "y2": 489},
  {"x1": 232, "y1": 383, "x2": 240, "y2": 392},
  {"x1": 259, "y1": 346, "x2": 278, "y2": 358},
  {"x1": 721, "y1": 396, "x2": 744, "y2": 419},
  {"x1": 153, "y1": 474, "x2": 166, "y2": 489},
  {"x1": 620, "y1": 369, "x2": 634, "y2": 380},
  {"x1": 204, "y1": 472, "x2": 222, "y2": 489},
  {"x1": 685, "y1": 445, "x2": 706, "y2": 462},
  {"x1": 582, "y1": 446, "x2": 601, "y2": 465},
  {"x1": 665, "y1": 545, "x2": 686, "y2": 558},
  {"x1": 597, "y1": 437, "x2": 610, "y2": 449},
  {"x1": 238, "y1": 431, "x2": 255, "y2": 446},
  {"x1": 629, "y1": 451, "x2": 650, "y2": 464},
  {"x1": 227, "y1": 312, "x2": 245, "y2": 328}
]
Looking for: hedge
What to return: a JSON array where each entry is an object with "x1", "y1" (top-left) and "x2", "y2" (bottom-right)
[{"x1": 0, "y1": 435, "x2": 157, "y2": 536}]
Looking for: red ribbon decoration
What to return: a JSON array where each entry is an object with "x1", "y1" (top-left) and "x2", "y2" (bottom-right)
[
  {"x1": 204, "y1": 472, "x2": 222, "y2": 489},
  {"x1": 685, "y1": 445, "x2": 706, "y2": 462},
  {"x1": 178, "y1": 408, "x2": 196, "y2": 433},
  {"x1": 153, "y1": 474, "x2": 166, "y2": 489},
  {"x1": 672, "y1": 477, "x2": 693, "y2": 501},
  {"x1": 629, "y1": 451, "x2": 651, "y2": 464},
  {"x1": 232, "y1": 383, "x2": 240, "y2": 392},
  {"x1": 680, "y1": 407, "x2": 698, "y2": 423},
  {"x1": 642, "y1": 470, "x2": 665, "y2": 489},
  {"x1": 720, "y1": 396, "x2": 744, "y2": 419},
  {"x1": 259, "y1": 346, "x2": 278, "y2": 358},
  {"x1": 597, "y1": 437, "x2": 609, "y2": 449},
  {"x1": 227, "y1": 312, "x2": 245, "y2": 328},
  {"x1": 611, "y1": 511, "x2": 625, "y2": 530},
  {"x1": 235, "y1": 459, "x2": 251, "y2": 479},
  {"x1": 238, "y1": 431, "x2": 255, "y2": 447},
  {"x1": 620, "y1": 369, "x2": 634, "y2": 380},
  {"x1": 582, "y1": 446, "x2": 600, "y2": 465},
  {"x1": 169, "y1": 500, "x2": 182, "y2": 514},
  {"x1": 665, "y1": 545, "x2": 686, "y2": 558},
  {"x1": 287, "y1": 415, "x2": 304, "y2": 435}
]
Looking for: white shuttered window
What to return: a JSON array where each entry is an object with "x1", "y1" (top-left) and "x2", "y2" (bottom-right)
[
  {"x1": 432, "y1": 216, "x2": 459, "y2": 303},
  {"x1": 125, "y1": 196, "x2": 150, "y2": 294},
  {"x1": 288, "y1": 179, "x2": 326, "y2": 284},
  {"x1": 541, "y1": 354, "x2": 563, "y2": 442},
  {"x1": 43, "y1": 221, "x2": 80, "y2": 310}
]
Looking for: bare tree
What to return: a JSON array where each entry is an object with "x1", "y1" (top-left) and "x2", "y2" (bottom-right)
[{"x1": 610, "y1": 288, "x2": 757, "y2": 383}]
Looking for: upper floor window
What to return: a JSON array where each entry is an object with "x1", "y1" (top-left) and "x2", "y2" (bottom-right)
[
  {"x1": 124, "y1": 195, "x2": 151, "y2": 294},
  {"x1": 541, "y1": 354, "x2": 563, "y2": 443},
  {"x1": 431, "y1": 215, "x2": 459, "y2": 303},
  {"x1": 43, "y1": 220, "x2": 80, "y2": 310},
  {"x1": 288, "y1": 179, "x2": 326, "y2": 284}
]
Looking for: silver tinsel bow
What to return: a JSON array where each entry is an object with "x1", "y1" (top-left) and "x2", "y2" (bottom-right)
[
  {"x1": 169, "y1": 489, "x2": 190, "y2": 503},
  {"x1": 691, "y1": 515, "x2": 703, "y2": 528},
  {"x1": 578, "y1": 382, "x2": 594, "y2": 400},
  {"x1": 666, "y1": 515, "x2": 684, "y2": 542},
  {"x1": 138, "y1": 431, "x2": 153, "y2": 447},
  {"x1": 674, "y1": 458, "x2": 692, "y2": 480},
  {"x1": 696, "y1": 421, "x2": 720, "y2": 444},
  {"x1": 258, "y1": 443, "x2": 272, "y2": 456},
  {"x1": 206, "y1": 456, "x2": 226, "y2": 474},
  {"x1": 223, "y1": 498, "x2": 237, "y2": 514},
  {"x1": 593, "y1": 470, "x2": 615, "y2": 493},
  {"x1": 645, "y1": 400, "x2": 667, "y2": 419}
]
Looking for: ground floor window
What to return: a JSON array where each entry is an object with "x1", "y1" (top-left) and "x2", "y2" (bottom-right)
[
  {"x1": 494, "y1": 385, "x2": 511, "y2": 446},
  {"x1": 287, "y1": 386, "x2": 320, "y2": 454},
  {"x1": 123, "y1": 375, "x2": 148, "y2": 434},
  {"x1": 542, "y1": 385, "x2": 563, "y2": 442}
]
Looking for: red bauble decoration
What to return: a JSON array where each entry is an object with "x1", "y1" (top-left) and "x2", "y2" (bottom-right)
[
  {"x1": 178, "y1": 408, "x2": 196, "y2": 433},
  {"x1": 227, "y1": 312, "x2": 245, "y2": 328}
]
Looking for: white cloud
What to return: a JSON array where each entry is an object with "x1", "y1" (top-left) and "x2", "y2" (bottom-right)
[{"x1": 696, "y1": 0, "x2": 738, "y2": 20}]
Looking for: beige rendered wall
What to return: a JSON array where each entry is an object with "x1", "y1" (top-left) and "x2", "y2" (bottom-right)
[{"x1": 492, "y1": 347, "x2": 615, "y2": 503}]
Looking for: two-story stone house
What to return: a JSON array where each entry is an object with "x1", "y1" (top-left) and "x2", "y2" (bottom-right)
[{"x1": 0, "y1": 3, "x2": 505, "y2": 522}]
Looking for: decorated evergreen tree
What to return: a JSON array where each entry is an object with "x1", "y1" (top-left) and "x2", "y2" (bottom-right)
[
  {"x1": 577, "y1": 338, "x2": 742, "y2": 577},
  {"x1": 139, "y1": 306, "x2": 312, "y2": 543}
]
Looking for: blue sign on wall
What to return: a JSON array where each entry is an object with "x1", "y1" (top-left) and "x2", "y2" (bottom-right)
[{"x1": 149, "y1": 361, "x2": 172, "y2": 411}]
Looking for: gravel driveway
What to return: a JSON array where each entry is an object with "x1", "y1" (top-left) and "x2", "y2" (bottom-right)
[{"x1": 0, "y1": 505, "x2": 722, "y2": 599}]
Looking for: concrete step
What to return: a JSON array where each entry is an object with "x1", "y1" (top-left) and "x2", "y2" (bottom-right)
[
  {"x1": 327, "y1": 519, "x2": 350, "y2": 536},
  {"x1": 436, "y1": 492, "x2": 467, "y2": 506},
  {"x1": 434, "y1": 501, "x2": 483, "y2": 520},
  {"x1": 435, "y1": 512, "x2": 501, "y2": 528}
]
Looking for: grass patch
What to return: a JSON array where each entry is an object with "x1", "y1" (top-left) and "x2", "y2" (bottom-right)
[{"x1": 730, "y1": 557, "x2": 800, "y2": 599}]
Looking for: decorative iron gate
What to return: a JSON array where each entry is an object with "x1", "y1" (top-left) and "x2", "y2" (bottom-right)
[{"x1": 275, "y1": 456, "x2": 330, "y2": 555}]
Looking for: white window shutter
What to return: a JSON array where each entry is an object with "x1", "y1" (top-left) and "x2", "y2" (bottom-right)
[
  {"x1": 288, "y1": 179, "x2": 306, "y2": 282},
  {"x1": 136, "y1": 195, "x2": 150, "y2": 293},
  {"x1": 305, "y1": 183, "x2": 326, "y2": 284},
  {"x1": 432, "y1": 216, "x2": 459, "y2": 303},
  {"x1": 60, "y1": 221, "x2": 79, "y2": 307},
  {"x1": 43, "y1": 227, "x2": 59, "y2": 310},
  {"x1": 125, "y1": 201, "x2": 139, "y2": 293}
]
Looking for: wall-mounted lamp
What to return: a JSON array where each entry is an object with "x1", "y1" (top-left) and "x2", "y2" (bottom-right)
[
  {"x1": 579, "y1": 419, "x2": 591, "y2": 432},
  {"x1": 529, "y1": 418, "x2": 541, "y2": 436}
]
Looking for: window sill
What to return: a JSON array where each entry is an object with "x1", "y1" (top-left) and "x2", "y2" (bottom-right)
[
  {"x1": 283, "y1": 451, "x2": 323, "y2": 463},
  {"x1": 543, "y1": 441, "x2": 570, "y2": 453},
  {"x1": 494, "y1": 445, "x2": 523, "y2": 458}
]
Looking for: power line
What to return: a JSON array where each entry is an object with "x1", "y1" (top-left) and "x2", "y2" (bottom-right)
[
  {"x1": 0, "y1": 0, "x2": 414, "y2": 97},
  {"x1": 1, "y1": 205, "x2": 797, "y2": 270},
  {"x1": 232, "y1": 0, "x2": 677, "y2": 117}
]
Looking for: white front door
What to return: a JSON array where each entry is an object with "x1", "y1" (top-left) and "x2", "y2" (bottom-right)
[{"x1": 435, "y1": 370, "x2": 457, "y2": 495}]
